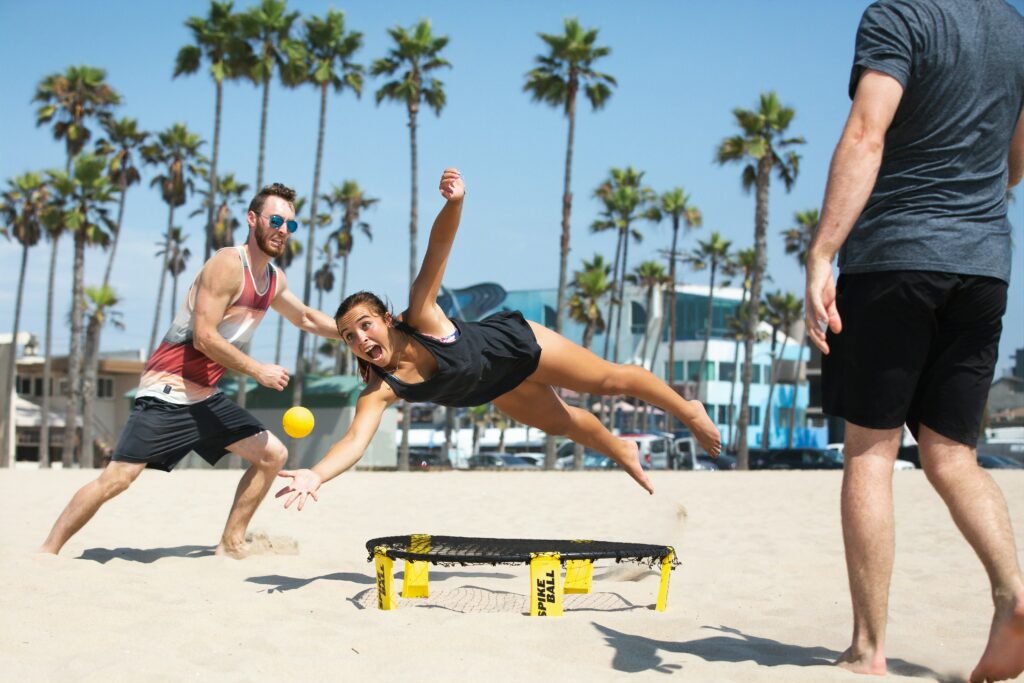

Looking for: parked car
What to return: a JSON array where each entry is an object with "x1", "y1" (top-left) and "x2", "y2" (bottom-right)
[
  {"x1": 693, "y1": 454, "x2": 720, "y2": 471},
  {"x1": 467, "y1": 453, "x2": 540, "y2": 469},
  {"x1": 554, "y1": 446, "x2": 618, "y2": 470},
  {"x1": 409, "y1": 449, "x2": 451, "y2": 470},
  {"x1": 700, "y1": 453, "x2": 737, "y2": 470},
  {"x1": 828, "y1": 443, "x2": 915, "y2": 470},
  {"x1": 750, "y1": 447, "x2": 844, "y2": 470},
  {"x1": 978, "y1": 454, "x2": 1024, "y2": 469},
  {"x1": 621, "y1": 432, "x2": 675, "y2": 469},
  {"x1": 511, "y1": 452, "x2": 545, "y2": 467}
]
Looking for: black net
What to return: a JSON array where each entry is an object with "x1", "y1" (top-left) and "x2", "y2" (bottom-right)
[{"x1": 366, "y1": 535, "x2": 679, "y2": 568}]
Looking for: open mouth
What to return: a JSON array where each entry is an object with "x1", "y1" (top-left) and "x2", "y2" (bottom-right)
[{"x1": 366, "y1": 344, "x2": 384, "y2": 362}]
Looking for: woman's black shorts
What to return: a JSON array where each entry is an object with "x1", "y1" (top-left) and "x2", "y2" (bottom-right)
[
  {"x1": 822, "y1": 271, "x2": 1007, "y2": 447},
  {"x1": 110, "y1": 393, "x2": 266, "y2": 472}
]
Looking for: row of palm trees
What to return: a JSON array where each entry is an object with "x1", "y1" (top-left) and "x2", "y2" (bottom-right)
[{"x1": 3, "y1": 2, "x2": 813, "y2": 470}]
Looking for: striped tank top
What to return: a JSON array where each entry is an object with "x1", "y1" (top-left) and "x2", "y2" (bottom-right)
[{"x1": 137, "y1": 246, "x2": 278, "y2": 405}]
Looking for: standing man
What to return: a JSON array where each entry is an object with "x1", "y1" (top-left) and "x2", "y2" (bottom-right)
[
  {"x1": 805, "y1": 1, "x2": 1024, "y2": 680},
  {"x1": 40, "y1": 183, "x2": 341, "y2": 559}
]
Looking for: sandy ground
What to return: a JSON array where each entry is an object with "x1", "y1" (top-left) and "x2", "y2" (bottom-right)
[{"x1": 1, "y1": 467, "x2": 1021, "y2": 682}]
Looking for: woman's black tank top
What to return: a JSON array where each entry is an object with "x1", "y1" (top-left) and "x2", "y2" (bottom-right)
[{"x1": 370, "y1": 310, "x2": 541, "y2": 407}]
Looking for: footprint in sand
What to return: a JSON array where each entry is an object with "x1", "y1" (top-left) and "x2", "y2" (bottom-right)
[{"x1": 244, "y1": 531, "x2": 299, "y2": 555}]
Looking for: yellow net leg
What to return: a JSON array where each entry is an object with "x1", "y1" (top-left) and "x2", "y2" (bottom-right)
[
  {"x1": 402, "y1": 534, "x2": 431, "y2": 598},
  {"x1": 564, "y1": 559, "x2": 593, "y2": 594},
  {"x1": 529, "y1": 553, "x2": 563, "y2": 617},
  {"x1": 374, "y1": 548, "x2": 397, "y2": 611},
  {"x1": 655, "y1": 550, "x2": 674, "y2": 612}
]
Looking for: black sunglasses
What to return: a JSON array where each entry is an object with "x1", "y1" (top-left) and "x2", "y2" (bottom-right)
[{"x1": 259, "y1": 213, "x2": 299, "y2": 233}]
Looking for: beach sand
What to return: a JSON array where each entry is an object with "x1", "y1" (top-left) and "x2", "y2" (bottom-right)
[{"x1": 2, "y1": 468, "x2": 1021, "y2": 682}]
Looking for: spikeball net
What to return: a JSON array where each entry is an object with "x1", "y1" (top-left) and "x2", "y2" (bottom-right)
[{"x1": 366, "y1": 534, "x2": 679, "y2": 616}]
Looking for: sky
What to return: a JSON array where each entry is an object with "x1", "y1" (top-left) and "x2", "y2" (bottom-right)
[{"x1": 1, "y1": 0, "x2": 1022, "y2": 376}]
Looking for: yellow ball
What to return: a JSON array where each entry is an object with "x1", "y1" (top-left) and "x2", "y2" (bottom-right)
[{"x1": 282, "y1": 406, "x2": 314, "y2": 439}]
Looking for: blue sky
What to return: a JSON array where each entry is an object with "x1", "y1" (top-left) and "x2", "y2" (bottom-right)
[{"x1": 1, "y1": 0, "x2": 1022, "y2": 375}]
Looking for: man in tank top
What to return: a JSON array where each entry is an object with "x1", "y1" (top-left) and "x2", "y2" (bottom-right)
[{"x1": 40, "y1": 183, "x2": 343, "y2": 559}]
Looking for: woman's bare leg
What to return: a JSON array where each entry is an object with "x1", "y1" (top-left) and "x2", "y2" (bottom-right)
[
  {"x1": 526, "y1": 321, "x2": 721, "y2": 455},
  {"x1": 493, "y1": 379, "x2": 653, "y2": 494}
]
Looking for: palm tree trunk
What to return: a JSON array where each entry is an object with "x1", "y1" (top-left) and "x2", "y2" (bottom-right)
[
  {"x1": 275, "y1": 314, "x2": 285, "y2": 366},
  {"x1": 256, "y1": 77, "x2": 270, "y2": 190},
  {"x1": 575, "y1": 323, "x2": 594, "y2": 471},
  {"x1": 602, "y1": 230, "x2": 624, "y2": 362},
  {"x1": 667, "y1": 216, "x2": 680, "y2": 388},
  {"x1": 81, "y1": 314, "x2": 101, "y2": 468},
  {"x1": 727, "y1": 283, "x2": 749, "y2": 451},
  {"x1": 695, "y1": 260, "x2": 717, "y2": 400},
  {"x1": 2, "y1": 244, "x2": 30, "y2": 468},
  {"x1": 291, "y1": 82, "x2": 329, "y2": 425},
  {"x1": 737, "y1": 156, "x2": 772, "y2": 469},
  {"x1": 787, "y1": 339, "x2": 805, "y2": 447},
  {"x1": 170, "y1": 272, "x2": 180, "y2": 324},
  {"x1": 398, "y1": 106, "x2": 419, "y2": 474},
  {"x1": 40, "y1": 235, "x2": 60, "y2": 468},
  {"x1": 555, "y1": 92, "x2": 576, "y2": 336},
  {"x1": 149, "y1": 206, "x2": 176, "y2": 356},
  {"x1": 102, "y1": 180, "x2": 128, "y2": 289},
  {"x1": 614, "y1": 225, "x2": 632, "y2": 365},
  {"x1": 62, "y1": 231, "x2": 86, "y2": 467},
  {"x1": 761, "y1": 337, "x2": 787, "y2": 449},
  {"x1": 205, "y1": 80, "x2": 223, "y2": 261}
]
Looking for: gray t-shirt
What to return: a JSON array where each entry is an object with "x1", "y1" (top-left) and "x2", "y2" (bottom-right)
[{"x1": 839, "y1": 0, "x2": 1024, "y2": 283}]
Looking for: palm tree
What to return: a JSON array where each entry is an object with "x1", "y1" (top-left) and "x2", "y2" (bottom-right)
[
  {"x1": 722, "y1": 248, "x2": 756, "y2": 451},
  {"x1": 372, "y1": 18, "x2": 449, "y2": 473},
  {"x1": 47, "y1": 154, "x2": 117, "y2": 467},
  {"x1": 591, "y1": 166, "x2": 658, "y2": 365},
  {"x1": 80, "y1": 285, "x2": 123, "y2": 468},
  {"x1": 142, "y1": 123, "x2": 205, "y2": 357},
  {"x1": 291, "y1": 9, "x2": 364, "y2": 413},
  {"x1": 781, "y1": 208, "x2": 818, "y2": 446},
  {"x1": 156, "y1": 227, "x2": 192, "y2": 322},
  {"x1": 372, "y1": 19, "x2": 450, "y2": 290},
  {"x1": 761, "y1": 291, "x2": 803, "y2": 449},
  {"x1": 524, "y1": 17, "x2": 616, "y2": 337},
  {"x1": 655, "y1": 188, "x2": 702, "y2": 389},
  {"x1": 716, "y1": 91, "x2": 804, "y2": 469},
  {"x1": 240, "y1": 0, "x2": 304, "y2": 189},
  {"x1": 567, "y1": 254, "x2": 611, "y2": 469},
  {"x1": 192, "y1": 171, "x2": 250, "y2": 251},
  {"x1": 0, "y1": 173, "x2": 47, "y2": 467},
  {"x1": 624, "y1": 259, "x2": 670, "y2": 430},
  {"x1": 322, "y1": 180, "x2": 377, "y2": 302},
  {"x1": 94, "y1": 117, "x2": 148, "y2": 288},
  {"x1": 34, "y1": 64, "x2": 120, "y2": 469},
  {"x1": 174, "y1": 0, "x2": 251, "y2": 260},
  {"x1": 683, "y1": 231, "x2": 732, "y2": 400}
]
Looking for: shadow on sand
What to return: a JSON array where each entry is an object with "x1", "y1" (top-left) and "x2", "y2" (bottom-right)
[
  {"x1": 78, "y1": 545, "x2": 215, "y2": 564},
  {"x1": 246, "y1": 569, "x2": 518, "y2": 595},
  {"x1": 593, "y1": 624, "x2": 958, "y2": 681}
]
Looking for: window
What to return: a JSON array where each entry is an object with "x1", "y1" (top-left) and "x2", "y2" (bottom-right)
[
  {"x1": 686, "y1": 361, "x2": 715, "y2": 381},
  {"x1": 97, "y1": 377, "x2": 114, "y2": 399},
  {"x1": 630, "y1": 302, "x2": 647, "y2": 335},
  {"x1": 666, "y1": 361, "x2": 686, "y2": 382},
  {"x1": 719, "y1": 362, "x2": 735, "y2": 382},
  {"x1": 717, "y1": 405, "x2": 729, "y2": 423},
  {"x1": 761, "y1": 364, "x2": 771, "y2": 385},
  {"x1": 34, "y1": 377, "x2": 44, "y2": 397},
  {"x1": 748, "y1": 405, "x2": 761, "y2": 425},
  {"x1": 58, "y1": 379, "x2": 69, "y2": 397},
  {"x1": 16, "y1": 376, "x2": 31, "y2": 395}
]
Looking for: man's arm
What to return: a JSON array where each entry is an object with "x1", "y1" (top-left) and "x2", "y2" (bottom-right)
[
  {"x1": 270, "y1": 269, "x2": 342, "y2": 339},
  {"x1": 1009, "y1": 105, "x2": 1024, "y2": 189},
  {"x1": 805, "y1": 69, "x2": 904, "y2": 354},
  {"x1": 192, "y1": 250, "x2": 289, "y2": 390}
]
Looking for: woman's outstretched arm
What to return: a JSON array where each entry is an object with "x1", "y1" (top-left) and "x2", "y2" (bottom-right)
[
  {"x1": 274, "y1": 386, "x2": 391, "y2": 510},
  {"x1": 405, "y1": 168, "x2": 465, "y2": 334}
]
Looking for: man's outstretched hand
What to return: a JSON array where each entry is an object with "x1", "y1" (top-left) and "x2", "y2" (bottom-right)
[{"x1": 275, "y1": 469, "x2": 322, "y2": 511}]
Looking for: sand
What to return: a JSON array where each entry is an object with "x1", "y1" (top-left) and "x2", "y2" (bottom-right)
[{"x1": 1, "y1": 468, "x2": 1021, "y2": 682}]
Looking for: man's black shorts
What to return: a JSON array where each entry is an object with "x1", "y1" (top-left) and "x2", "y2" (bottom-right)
[
  {"x1": 822, "y1": 271, "x2": 1007, "y2": 447},
  {"x1": 110, "y1": 393, "x2": 266, "y2": 471}
]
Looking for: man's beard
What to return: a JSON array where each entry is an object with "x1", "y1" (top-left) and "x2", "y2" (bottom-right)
[{"x1": 255, "y1": 225, "x2": 286, "y2": 258}]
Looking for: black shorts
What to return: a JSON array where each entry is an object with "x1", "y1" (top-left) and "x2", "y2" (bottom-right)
[
  {"x1": 822, "y1": 271, "x2": 1007, "y2": 446},
  {"x1": 110, "y1": 393, "x2": 266, "y2": 472}
]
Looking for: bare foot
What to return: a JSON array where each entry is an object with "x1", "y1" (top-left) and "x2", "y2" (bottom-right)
[
  {"x1": 686, "y1": 400, "x2": 722, "y2": 457},
  {"x1": 215, "y1": 539, "x2": 251, "y2": 559},
  {"x1": 971, "y1": 591, "x2": 1024, "y2": 683},
  {"x1": 613, "y1": 438, "x2": 654, "y2": 494},
  {"x1": 835, "y1": 646, "x2": 886, "y2": 676}
]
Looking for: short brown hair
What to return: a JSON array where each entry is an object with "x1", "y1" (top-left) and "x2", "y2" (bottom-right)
[{"x1": 248, "y1": 182, "x2": 296, "y2": 215}]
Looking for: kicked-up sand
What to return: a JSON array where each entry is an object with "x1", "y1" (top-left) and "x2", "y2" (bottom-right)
[{"x1": 1, "y1": 467, "x2": 1021, "y2": 682}]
